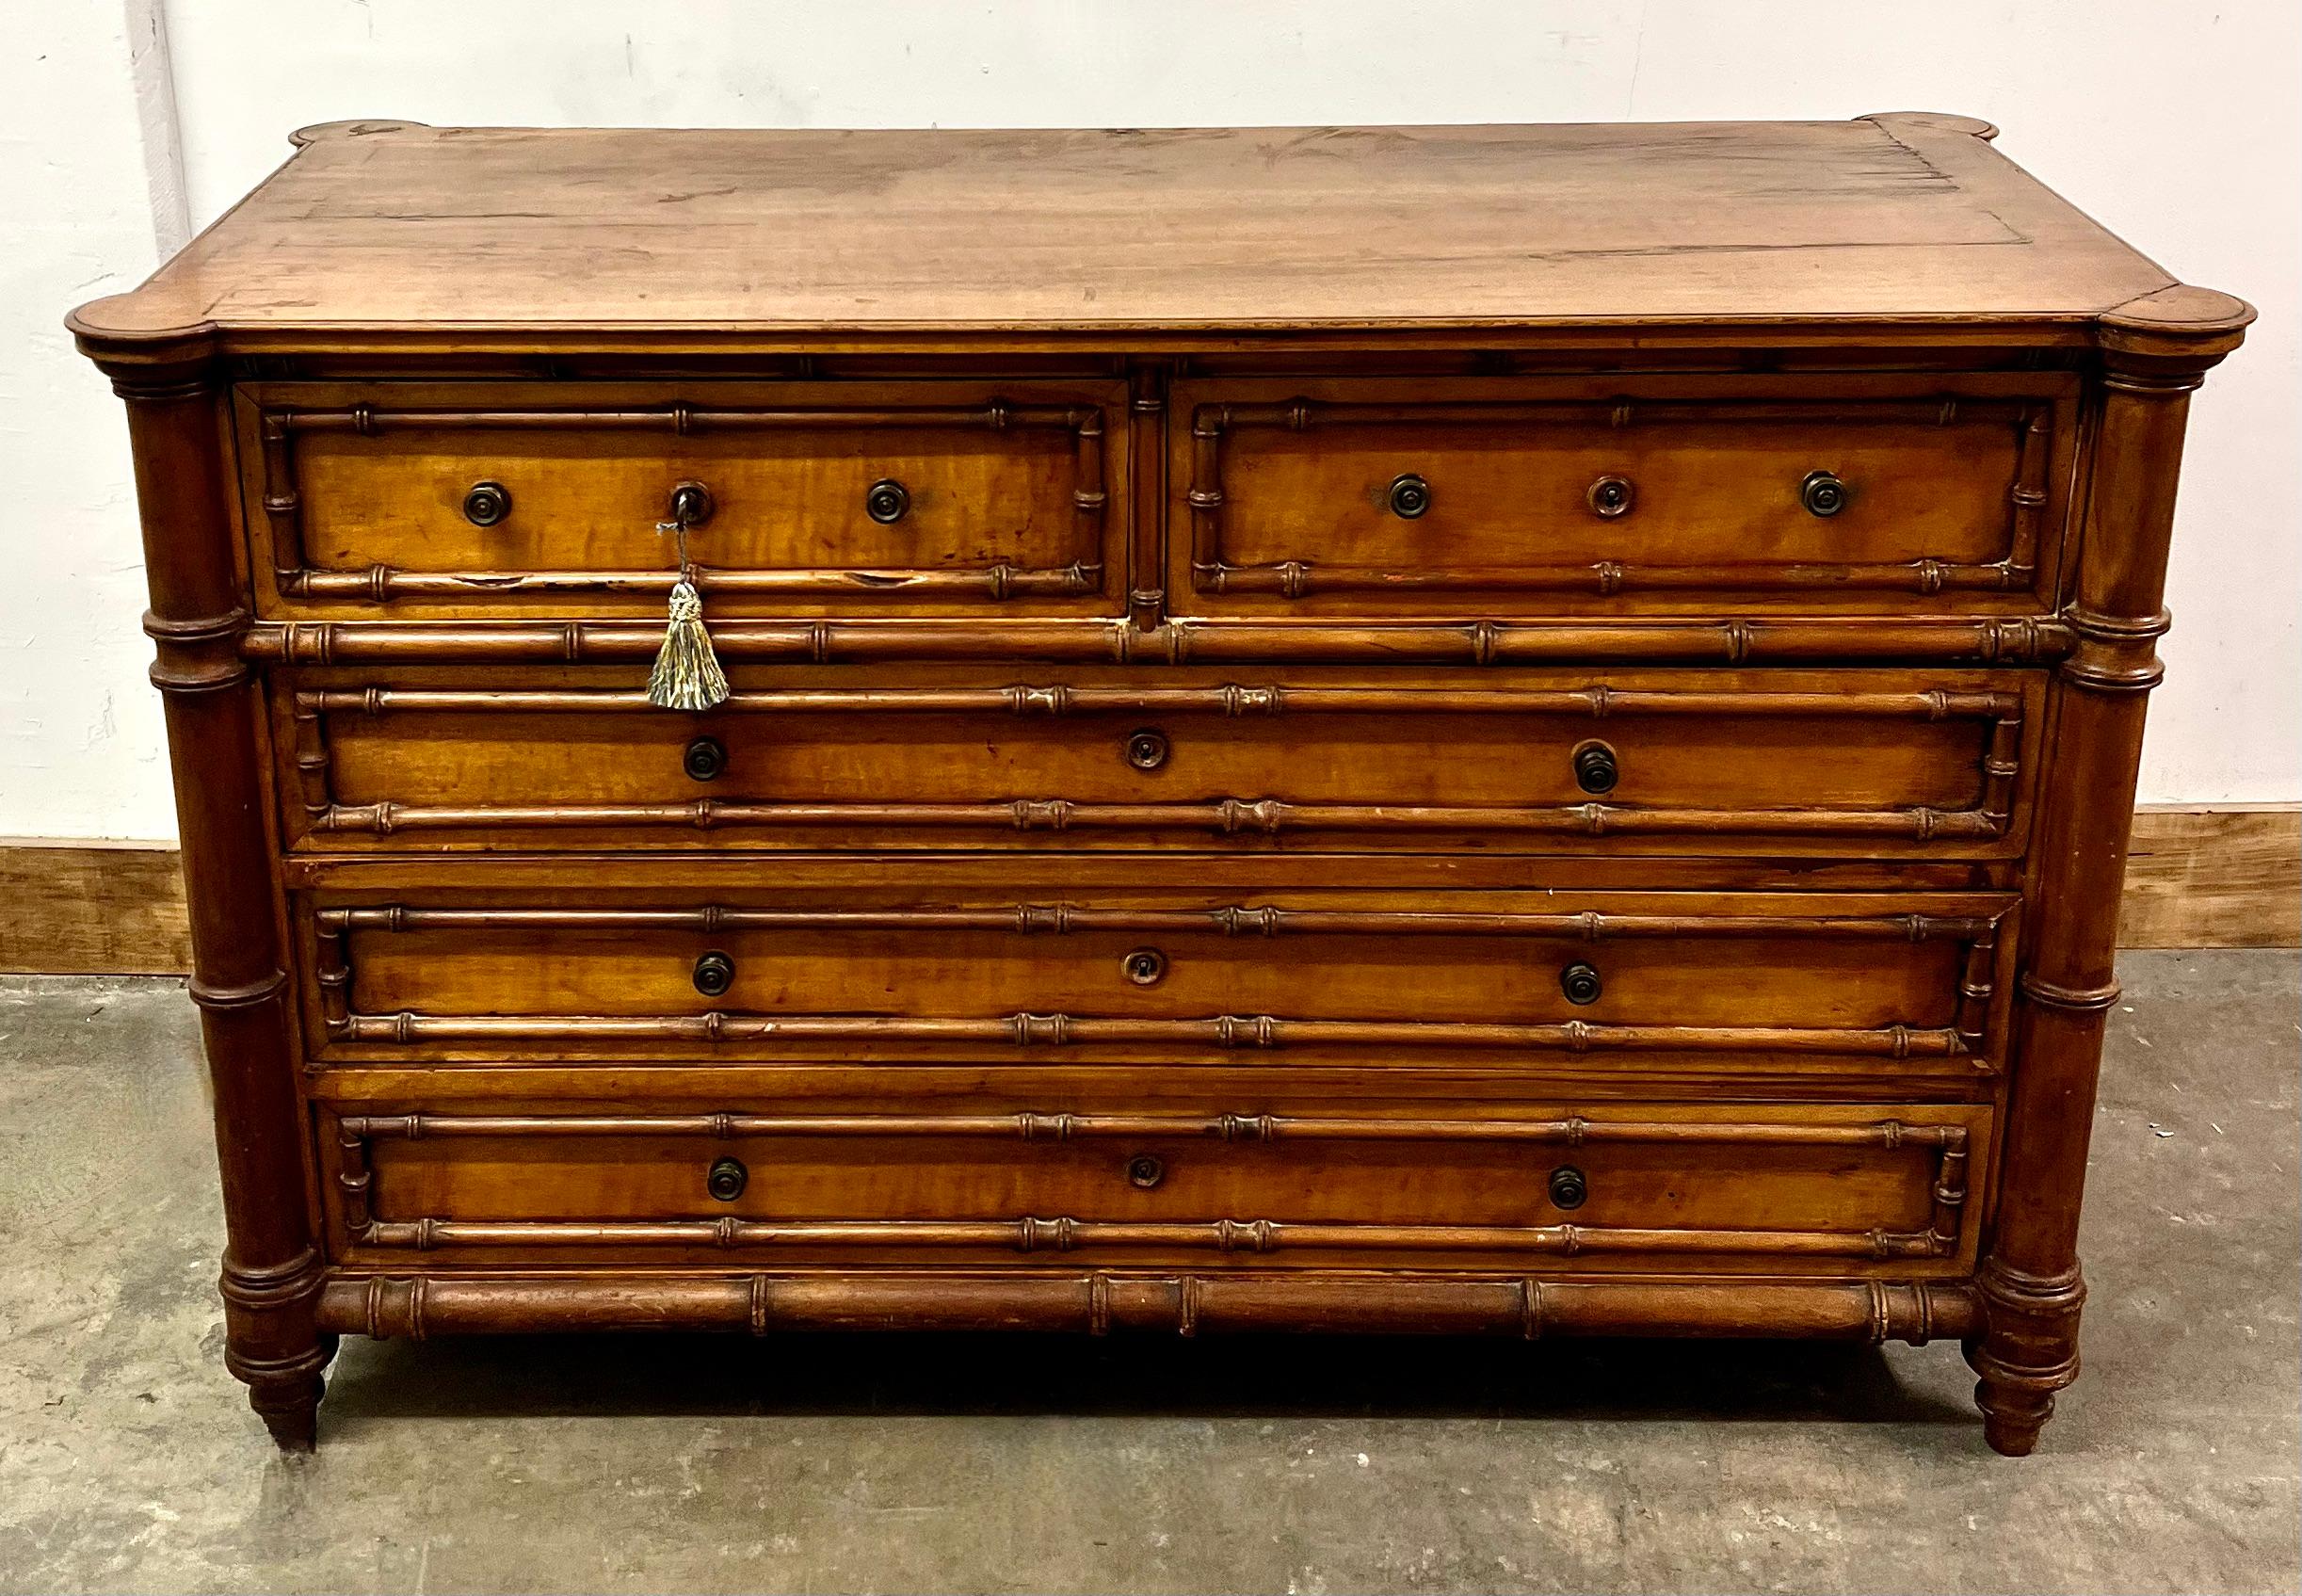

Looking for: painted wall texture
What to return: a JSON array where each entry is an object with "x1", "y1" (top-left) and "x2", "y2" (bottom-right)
[{"x1": 7, "y1": 2, "x2": 2296, "y2": 837}]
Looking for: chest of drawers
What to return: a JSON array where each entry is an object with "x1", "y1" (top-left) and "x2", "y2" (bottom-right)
[{"x1": 71, "y1": 115, "x2": 2246, "y2": 1453}]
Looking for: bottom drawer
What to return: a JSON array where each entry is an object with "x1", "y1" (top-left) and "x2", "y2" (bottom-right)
[{"x1": 329, "y1": 1104, "x2": 1985, "y2": 1273}]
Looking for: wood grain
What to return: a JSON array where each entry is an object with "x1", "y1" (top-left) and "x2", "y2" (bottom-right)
[{"x1": 70, "y1": 119, "x2": 2176, "y2": 349}]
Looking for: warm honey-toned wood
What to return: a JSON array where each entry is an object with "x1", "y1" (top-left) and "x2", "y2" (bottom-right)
[
  {"x1": 276, "y1": 668, "x2": 2039, "y2": 859},
  {"x1": 70, "y1": 118, "x2": 2248, "y2": 1454},
  {"x1": 69, "y1": 119, "x2": 2176, "y2": 349}
]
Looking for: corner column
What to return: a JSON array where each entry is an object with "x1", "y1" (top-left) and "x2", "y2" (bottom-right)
[
  {"x1": 1968, "y1": 286, "x2": 2250, "y2": 1455},
  {"x1": 105, "y1": 356, "x2": 333, "y2": 1450}
]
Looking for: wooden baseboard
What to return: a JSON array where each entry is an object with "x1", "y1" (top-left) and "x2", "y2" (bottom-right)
[{"x1": 1, "y1": 808, "x2": 2294, "y2": 975}]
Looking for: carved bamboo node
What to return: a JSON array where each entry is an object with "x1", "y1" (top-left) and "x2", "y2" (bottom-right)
[
  {"x1": 2019, "y1": 974, "x2": 2122, "y2": 1012},
  {"x1": 1610, "y1": 401, "x2": 1634, "y2": 428},
  {"x1": 1722, "y1": 620, "x2": 1752, "y2": 663},
  {"x1": 1582, "y1": 684, "x2": 1614, "y2": 718},
  {"x1": 1469, "y1": 620, "x2": 1500, "y2": 665},
  {"x1": 1594, "y1": 561, "x2": 1625, "y2": 596},
  {"x1": 749, "y1": 1277, "x2": 770, "y2": 1335},
  {"x1": 1519, "y1": 1280, "x2": 1545, "y2": 1339}
]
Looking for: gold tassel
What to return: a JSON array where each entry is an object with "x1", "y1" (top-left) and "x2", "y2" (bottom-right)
[{"x1": 647, "y1": 578, "x2": 729, "y2": 710}]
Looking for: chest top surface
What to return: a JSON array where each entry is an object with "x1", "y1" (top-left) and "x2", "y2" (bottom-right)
[{"x1": 71, "y1": 115, "x2": 2204, "y2": 350}]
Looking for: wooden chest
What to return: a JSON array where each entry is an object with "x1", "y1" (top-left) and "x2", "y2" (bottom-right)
[{"x1": 71, "y1": 116, "x2": 2247, "y2": 1453}]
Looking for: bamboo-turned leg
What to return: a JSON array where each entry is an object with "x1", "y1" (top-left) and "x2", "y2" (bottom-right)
[
  {"x1": 105, "y1": 355, "x2": 334, "y2": 1450},
  {"x1": 1968, "y1": 286, "x2": 2251, "y2": 1456}
]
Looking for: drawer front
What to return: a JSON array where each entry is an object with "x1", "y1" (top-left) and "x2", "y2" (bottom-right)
[
  {"x1": 238, "y1": 381, "x2": 1124, "y2": 618},
  {"x1": 282, "y1": 667, "x2": 2039, "y2": 858},
  {"x1": 305, "y1": 890, "x2": 2015, "y2": 1081},
  {"x1": 327, "y1": 1104, "x2": 1988, "y2": 1273},
  {"x1": 1174, "y1": 375, "x2": 2074, "y2": 619}
]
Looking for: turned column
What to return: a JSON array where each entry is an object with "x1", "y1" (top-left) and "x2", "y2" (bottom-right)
[
  {"x1": 1969, "y1": 286, "x2": 2251, "y2": 1455},
  {"x1": 100, "y1": 353, "x2": 335, "y2": 1450}
]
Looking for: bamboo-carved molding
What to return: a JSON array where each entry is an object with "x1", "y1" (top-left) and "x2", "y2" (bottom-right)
[
  {"x1": 316, "y1": 1272, "x2": 1981, "y2": 1346},
  {"x1": 311, "y1": 899, "x2": 2003, "y2": 1061},
  {"x1": 331, "y1": 1112, "x2": 1969, "y2": 1261},
  {"x1": 260, "y1": 400, "x2": 1106, "y2": 603},
  {"x1": 243, "y1": 616, "x2": 2077, "y2": 668},
  {"x1": 328, "y1": 1010, "x2": 1969, "y2": 1057},
  {"x1": 1189, "y1": 398, "x2": 2052, "y2": 598},
  {"x1": 288, "y1": 684, "x2": 2024, "y2": 844}
]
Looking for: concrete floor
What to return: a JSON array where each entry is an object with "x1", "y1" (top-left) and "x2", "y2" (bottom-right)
[{"x1": 1, "y1": 952, "x2": 2294, "y2": 1595}]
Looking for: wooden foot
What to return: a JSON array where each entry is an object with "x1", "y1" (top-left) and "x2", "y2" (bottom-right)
[
  {"x1": 252, "y1": 1377, "x2": 324, "y2": 1452},
  {"x1": 233, "y1": 1330, "x2": 337, "y2": 1453},
  {"x1": 1966, "y1": 1258, "x2": 2085, "y2": 1457}
]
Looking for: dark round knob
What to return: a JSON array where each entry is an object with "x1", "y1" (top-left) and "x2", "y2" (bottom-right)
[
  {"x1": 668, "y1": 480, "x2": 716, "y2": 527},
  {"x1": 461, "y1": 480, "x2": 512, "y2": 527},
  {"x1": 1586, "y1": 476, "x2": 1634, "y2": 518},
  {"x1": 683, "y1": 736, "x2": 727, "y2": 782},
  {"x1": 706, "y1": 1156, "x2": 749, "y2": 1202},
  {"x1": 1559, "y1": 961, "x2": 1602, "y2": 1006},
  {"x1": 1548, "y1": 1165, "x2": 1588, "y2": 1211},
  {"x1": 1126, "y1": 1154, "x2": 1166, "y2": 1189},
  {"x1": 1121, "y1": 947, "x2": 1167, "y2": 987},
  {"x1": 863, "y1": 478, "x2": 910, "y2": 524},
  {"x1": 1387, "y1": 473, "x2": 1432, "y2": 519},
  {"x1": 1572, "y1": 740, "x2": 1618, "y2": 795},
  {"x1": 1799, "y1": 469, "x2": 1848, "y2": 518},
  {"x1": 1124, "y1": 728, "x2": 1169, "y2": 772},
  {"x1": 693, "y1": 951, "x2": 735, "y2": 998}
]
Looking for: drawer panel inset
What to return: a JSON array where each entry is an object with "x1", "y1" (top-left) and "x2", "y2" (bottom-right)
[
  {"x1": 238, "y1": 381, "x2": 1125, "y2": 619},
  {"x1": 326, "y1": 1104, "x2": 1988, "y2": 1274},
  {"x1": 280, "y1": 668, "x2": 2041, "y2": 859}
]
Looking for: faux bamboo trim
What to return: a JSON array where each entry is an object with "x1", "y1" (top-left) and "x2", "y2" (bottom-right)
[
  {"x1": 315, "y1": 1272, "x2": 1981, "y2": 1345},
  {"x1": 293, "y1": 684, "x2": 2024, "y2": 720},
  {"x1": 314, "y1": 903, "x2": 1999, "y2": 941},
  {"x1": 352, "y1": 1216, "x2": 1956, "y2": 1259},
  {"x1": 328, "y1": 1011, "x2": 1966, "y2": 1056},
  {"x1": 304, "y1": 798, "x2": 2011, "y2": 841},
  {"x1": 243, "y1": 617, "x2": 2075, "y2": 667},
  {"x1": 290, "y1": 564, "x2": 1105, "y2": 602},
  {"x1": 259, "y1": 399, "x2": 1108, "y2": 602}
]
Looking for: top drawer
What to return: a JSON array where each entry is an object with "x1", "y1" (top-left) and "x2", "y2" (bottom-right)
[
  {"x1": 235, "y1": 380, "x2": 1126, "y2": 619},
  {"x1": 1173, "y1": 374, "x2": 2077, "y2": 620}
]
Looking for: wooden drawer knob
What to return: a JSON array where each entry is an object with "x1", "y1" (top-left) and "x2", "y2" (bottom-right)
[
  {"x1": 864, "y1": 477, "x2": 910, "y2": 524},
  {"x1": 1125, "y1": 1154, "x2": 1166, "y2": 1189},
  {"x1": 692, "y1": 951, "x2": 735, "y2": 997},
  {"x1": 1799, "y1": 469, "x2": 1849, "y2": 518},
  {"x1": 683, "y1": 736, "x2": 727, "y2": 782},
  {"x1": 1386, "y1": 472, "x2": 1432, "y2": 519},
  {"x1": 461, "y1": 480, "x2": 511, "y2": 526},
  {"x1": 1571, "y1": 739, "x2": 1618, "y2": 795},
  {"x1": 706, "y1": 1156, "x2": 748, "y2": 1202},
  {"x1": 1548, "y1": 1166, "x2": 1588, "y2": 1210},
  {"x1": 1559, "y1": 961, "x2": 1602, "y2": 1006}
]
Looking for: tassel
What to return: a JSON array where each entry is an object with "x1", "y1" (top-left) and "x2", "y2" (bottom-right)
[{"x1": 647, "y1": 578, "x2": 729, "y2": 710}]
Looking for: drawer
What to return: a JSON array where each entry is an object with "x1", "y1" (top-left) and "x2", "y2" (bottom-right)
[
  {"x1": 281, "y1": 666, "x2": 2040, "y2": 858},
  {"x1": 1173, "y1": 374, "x2": 2075, "y2": 619},
  {"x1": 236, "y1": 380, "x2": 1126, "y2": 618},
  {"x1": 304, "y1": 889, "x2": 2016, "y2": 1082},
  {"x1": 325, "y1": 1103, "x2": 1988, "y2": 1273}
]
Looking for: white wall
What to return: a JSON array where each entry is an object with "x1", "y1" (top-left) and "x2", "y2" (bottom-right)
[{"x1": 7, "y1": 2, "x2": 2296, "y2": 839}]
